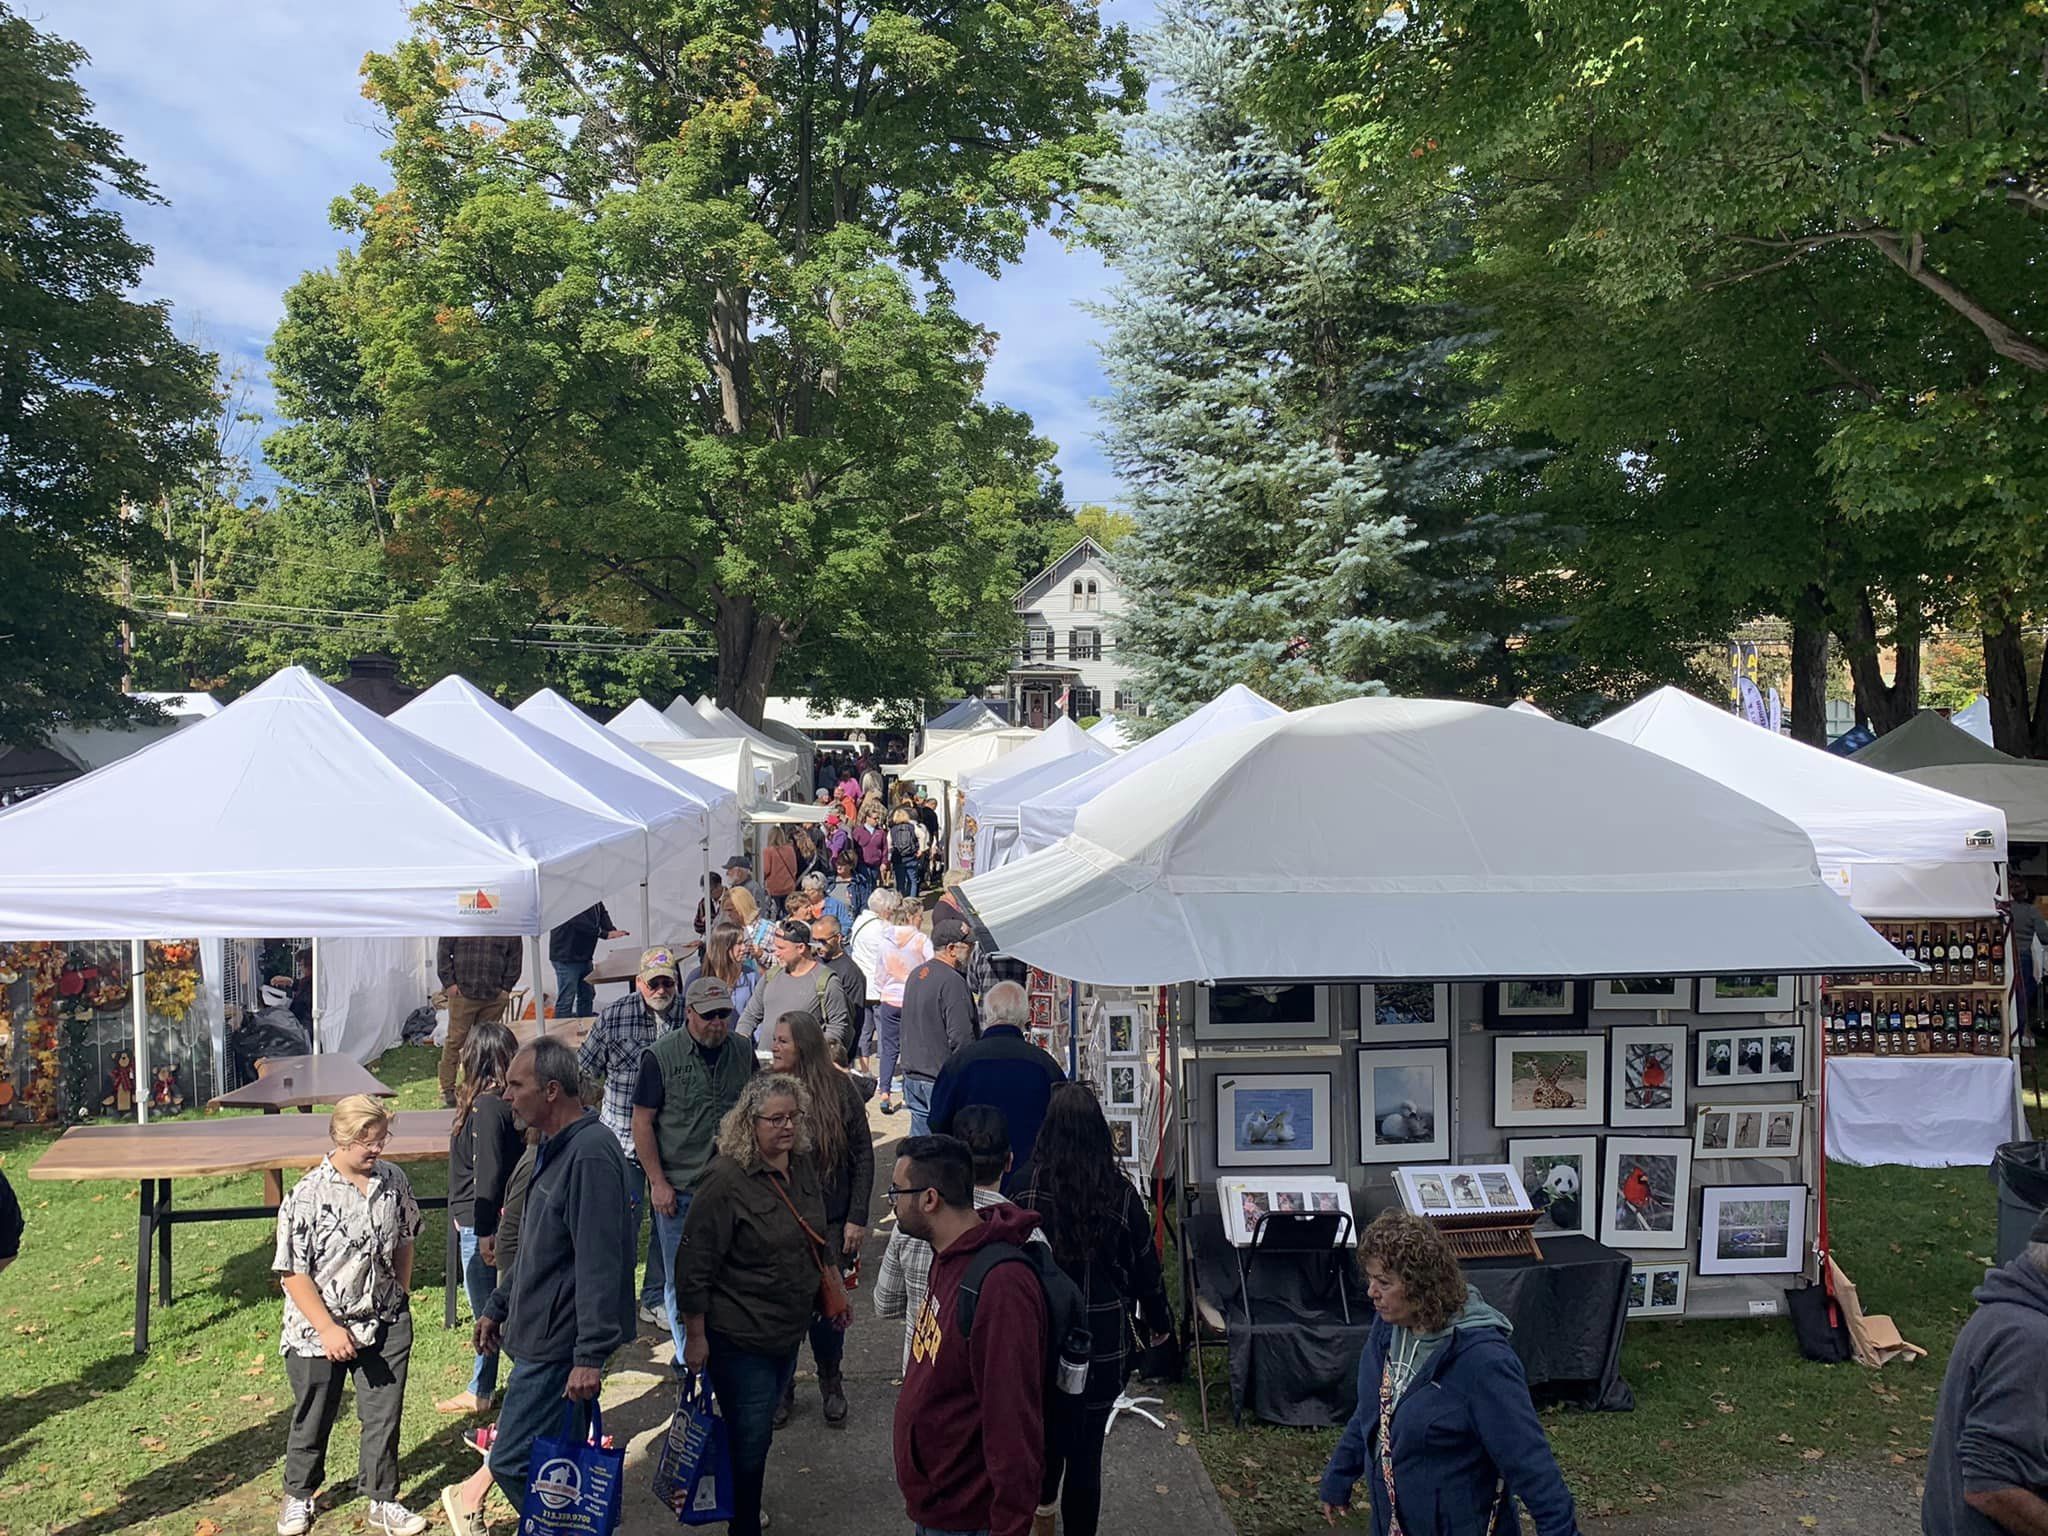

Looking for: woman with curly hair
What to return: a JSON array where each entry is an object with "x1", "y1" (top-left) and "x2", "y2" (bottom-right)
[
  {"x1": 1319, "y1": 1210, "x2": 1577, "y2": 1534},
  {"x1": 674, "y1": 1072, "x2": 835, "y2": 1536},
  {"x1": 1010, "y1": 1082, "x2": 1175, "y2": 1536}
]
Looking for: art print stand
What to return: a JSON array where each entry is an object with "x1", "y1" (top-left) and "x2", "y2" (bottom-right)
[{"x1": 1394, "y1": 1162, "x2": 1544, "y2": 1261}]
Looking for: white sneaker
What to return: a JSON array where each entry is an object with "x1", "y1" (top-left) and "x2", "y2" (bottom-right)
[
  {"x1": 276, "y1": 1496, "x2": 314, "y2": 1536},
  {"x1": 364, "y1": 1501, "x2": 427, "y2": 1536},
  {"x1": 640, "y1": 1302, "x2": 671, "y2": 1331}
]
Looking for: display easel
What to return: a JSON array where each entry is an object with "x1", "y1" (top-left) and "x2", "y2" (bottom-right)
[{"x1": 1235, "y1": 1210, "x2": 1354, "y2": 1328}]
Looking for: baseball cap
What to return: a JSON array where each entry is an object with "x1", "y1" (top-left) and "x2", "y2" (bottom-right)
[
  {"x1": 776, "y1": 918, "x2": 813, "y2": 946},
  {"x1": 931, "y1": 914, "x2": 973, "y2": 948},
  {"x1": 637, "y1": 946, "x2": 681, "y2": 983},
  {"x1": 724, "y1": 853, "x2": 752, "y2": 872},
  {"x1": 685, "y1": 975, "x2": 734, "y2": 1016}
]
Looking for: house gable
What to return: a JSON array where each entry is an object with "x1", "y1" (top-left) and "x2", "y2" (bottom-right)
[{"x1": 1013, "y1": 537, "x2": 1107, "y2": 612}]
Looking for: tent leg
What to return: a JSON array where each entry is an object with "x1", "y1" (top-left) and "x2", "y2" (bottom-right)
[
  {"x1": 528, "y1": 935, "x2": 547, "y2": 1035},
  {"x1": 309, "y1": 937, "x2": 322, "y2": 1056},
  {"x1": 131, "y1": 938, "x2": 150, "y2": 1125}
]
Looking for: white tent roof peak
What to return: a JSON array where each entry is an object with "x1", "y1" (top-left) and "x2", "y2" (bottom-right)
[
  {"x1": 613, "y1": 698, "x2": 699, "y2": 742},
  {"x1": 958, "y1": 717, "x2": 1106, "y2": 794},
  {"x1": 0, "y1": 666, "x2": 649, "y2": 938},
  {"x1": 961, "y1": 695, "x2": 1905, "y2": 985},
  {"x1": 1086, "y1": 714, "x2": 1133, "y2": 751}
]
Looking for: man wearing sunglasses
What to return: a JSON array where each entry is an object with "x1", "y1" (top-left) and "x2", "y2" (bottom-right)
[{"x1": 734, "y1": 917, "x2": 853, "y2": 1046}]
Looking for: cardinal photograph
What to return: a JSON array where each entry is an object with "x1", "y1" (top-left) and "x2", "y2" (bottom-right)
[
  {"x1": 1613, "y1": 1153, "x2": 1680, "y2": 1234},
  {"x1": 1623, "y1": 1040, "x2": 1674, "y2": 1110}
]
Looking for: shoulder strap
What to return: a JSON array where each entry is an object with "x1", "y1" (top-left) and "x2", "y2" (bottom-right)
[
  {"x1": 957, "y1": 1241, "x2": 1034, "y2": 1339},
  {"x1": 815, "y1": 967, "x2": 832, "y2": 1001},
  {"x1": 766, "y1": 1168, "x2": 831, "y2": 1256}
]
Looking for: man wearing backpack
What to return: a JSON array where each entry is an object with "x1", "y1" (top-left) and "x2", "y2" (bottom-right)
[
  {"x1": 889, "y1": 1134, "x2": 1053, "y2": 1536},
  {"x1": 733, "y1": 918, "x2": 852, "y2": 1045},
  {"x1": 888, "y1": 808, "x2": 925, "y2": 900}
]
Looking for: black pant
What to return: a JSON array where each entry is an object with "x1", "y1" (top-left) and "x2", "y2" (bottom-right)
[
  {"x1": 283, "y1": 1311, "x2": 412, "y2": 1501},
  {"x1": 1040, "y1": 1400, "x2": 1112, "y2": 1536}
]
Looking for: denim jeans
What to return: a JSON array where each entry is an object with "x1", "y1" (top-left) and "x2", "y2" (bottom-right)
[
  {"x1": 625, "y1": 1160, "x2": 667, "y2": 1309},
  {"x1": 552, "y1": 961, "x2": 595, "y2": 1017},
  {"x1": 485, "y1": 1355, "x2": 575, "y2": 1513},
  {"x1": 652, "y1": 1192, "x2": 695, "y2": 1368},
  {"x1": 877, "y1": 1004, "x2": 903, "y2": 1099},
  {"x1": 903, "y1": 1073, "x2": 933, "y2": 1138},
  {"x1": 858, "y1": 1001, "x2": 878, "y2": 1059},
  {"x1": 456, "y1": 1224, "x2": 500, "y2": 1399},
  {"x1": 705, "y1": 1331, "x2": 799, "y2": 1536},
  {"x1": 892, "y1": 853, "x2": 921, "y2": 899}
]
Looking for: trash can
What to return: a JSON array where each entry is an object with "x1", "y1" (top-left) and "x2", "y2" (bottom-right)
[{"x1": 1992, "y1": 1141, "x2": 2048, "y2": 1265}]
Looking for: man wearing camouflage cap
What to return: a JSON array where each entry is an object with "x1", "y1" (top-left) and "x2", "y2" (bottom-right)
[{"x1": 631, "y1": 973, "x2": 757, "y2": 1370}]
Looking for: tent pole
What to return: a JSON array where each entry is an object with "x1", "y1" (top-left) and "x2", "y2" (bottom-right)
[
  {"x1": 130, "y1": 938, "x2": 150, "y2": 1125},
  {"x1": 529, "y1": 934, "x2": 547, "y2": 1035},
  {"x1": 309, "y1": 937, "x2": 322, "y2": 1055}
]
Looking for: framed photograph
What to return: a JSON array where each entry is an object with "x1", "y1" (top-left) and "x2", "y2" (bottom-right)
[
  {"x1": 1028, "y1": 991, "x2": 1054, "y2": 1027},
  {"x1": 1600, "y1": 1135, "x2": 1695, "y2": 1250},
  {"x1": 1593, "y1": 977, "x2": 1688, "y2": 1011},
  {"x1": 1484, "y1": 980, "x2": 1589, "y2": 1030},
  {"x1": 1695, "y1": 975, "x2": 1797, "y2": 1013},
  {"x1": 1694, "y1": 1102, "x2": 1803, "y2": 1159},
  {"x1": 1357, "y1": 1047, "x2": 1452, "y2": 1163},
  {"x1": 1395, "y1": 1162, "x2": 1533, "y2": 1218},
  {"x1": 1359, "y1": 983, "x2": 1452, "y2": 1042},
  {"x1": 1214, "y1": 1070, "x2": 1333, "y2": 1168},
  {"x1": 1193, "y1": 983, "x2": 1335, "y2": 1043},
  {"x1": 1608, "y1": 1024, "x2": 1687, "y2": 1128},
  {"x1": 1697, "y1": 1184, "x2": 1809, "y2": 1275},
  {"x1": 1695, "y1": 1026, "x2": 1803, "y2": 1087},
  {"x1": 1627, "y1": 1262, "x2": 1690, "y2": 1319},
  {"x1": 1025, "y1": 1025, "x2": 1057, "y2": 1056},
  {"x1": 1106, "y1": 1062, "x2": 1143, "y2": 1110},
  {"x1": 1218, "y1": 1176, "x2": 1356, "y2": 1244},
  {"x1": 1506, "y1": 1135, "x2": 1599, "y2": 1240},
  {"x1": 1493, "y1": 1034, "x2": 1606, "y2": 1128},
  {"x1": 1103, "y1": 1000, "x2": 1147, "y2": 1059},
  {"x1": 1105, "y1": 1112, "x2": 1138, "y2": 1160}
]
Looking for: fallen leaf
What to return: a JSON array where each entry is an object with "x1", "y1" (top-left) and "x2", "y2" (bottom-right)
[
  {"x1": 1153, "y1": 1484, "x2": 1169, "y2": 1496},
  {"x1": 1777, "y1": 1432, "x2": 1796, "y2": 1444},
  {"x1": 195, "y1": 1520, "x2": 222, "y2": 1536},
  {"x1": 1798, "y1": 1519, "x2": 1818, "y2": 1530},
  {"x1": 1175, "y1": 1432, "x2": 1191, "y2": 1445},
  {"x1": 1801, "y1": 1448, "x2": 1824, "y2": 1462}
]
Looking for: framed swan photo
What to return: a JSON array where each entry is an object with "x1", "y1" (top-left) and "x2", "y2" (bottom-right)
[{"x1": 1214, "y1": 1069, "x2": 1333, "y2": 1168}]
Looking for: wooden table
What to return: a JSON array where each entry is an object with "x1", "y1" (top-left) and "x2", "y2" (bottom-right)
[
  {"x1": 29, "y1": 1110, "x2": 455, "y2": 1354},
  {"x1": 208, "y1": 1055, "x2": 395, "y2": 1115},
  {"x1": 512, "y1": 1014, "x2": 596, "y2": 1051},
  {"x1": 586, "y1": 942, "x2": 697, "y2": 985}
]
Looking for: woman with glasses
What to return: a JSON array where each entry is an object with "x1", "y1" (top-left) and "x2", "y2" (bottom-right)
[
  {"x1": 674, "y1": 1073, "x2": 840, "y2": 1536},
  {"x1": 437, "y1": 1020, "x2": 520, "y2": 1418},
  {"x1": 271, "y1": 1095, "x2": 427, "y2": 1536},
  {"x1": 767, "y1": 1010, "x2": 873, "y2": 1428}
]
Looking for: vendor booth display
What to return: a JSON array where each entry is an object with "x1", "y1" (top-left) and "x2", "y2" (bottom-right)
[
  {"x1": 1593, "y1": 686, "x2": 2022, "y2": 1167},
  {"x1": 961, "y1": 695, "x2": 1907, "y2": 1428}
]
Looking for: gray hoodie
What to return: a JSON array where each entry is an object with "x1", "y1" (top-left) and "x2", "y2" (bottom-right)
[
  {"x1": 1925, "y1": 1255, "x2": 2048, "y2": 1536},
  {"x1": 1385, "y1": 1291, "x2": 1512, "y2": 1404},
  {"x1": 482, "y1": 1111, "x2": 634, "y2": 1368}
]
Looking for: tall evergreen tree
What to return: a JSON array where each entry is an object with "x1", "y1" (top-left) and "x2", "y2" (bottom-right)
[{"x1": 1088, "y1": 0, "x2": 1520, "y2": 721}]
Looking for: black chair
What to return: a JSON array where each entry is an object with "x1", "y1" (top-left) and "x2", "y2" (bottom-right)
[{"x1": 1236, "y1": 1210, "x2": 1354, "y2": 1327}]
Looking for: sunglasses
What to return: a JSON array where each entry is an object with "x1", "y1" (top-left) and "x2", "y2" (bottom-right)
[{"x1": 643, "y1": 976, "x2": 677, "y2": 991}]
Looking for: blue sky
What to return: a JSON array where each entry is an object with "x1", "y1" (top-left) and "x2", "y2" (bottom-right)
[{"x1": 58, "y1": 0, "x2": 1146, "y2": 508}]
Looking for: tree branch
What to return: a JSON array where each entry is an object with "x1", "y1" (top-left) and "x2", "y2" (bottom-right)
[{"x1": 1867, "y1": 230, "x2": 2048, "y2": 371}]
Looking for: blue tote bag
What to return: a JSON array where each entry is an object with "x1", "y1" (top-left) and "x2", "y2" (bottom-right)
[
  {"x1": 651, "y1": 1371, "x2": 734, "y2": 1526},
  {"x1": 520, "y1": 1400, "x2": 625, "y2": 1536}
]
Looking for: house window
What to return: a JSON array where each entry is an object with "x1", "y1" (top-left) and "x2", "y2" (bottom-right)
[
  {"x1": 1084, "y1": 579, "x2": 1099, "y2": 611},
  {"x1": 1070, "y1": 628, "x2": 1101, "y2": 661},
  {"x1": 1071, "y1": 578, "x2": 1085, "y2": 611},
  {"x1": 1070, "y1": 686, "x2": 1101, "y2": 719},
  {"x1": 1024, "y1": 627, "x2": 1050, "y2": 662},
  {"x1": 1114, "y1": 689, "x2": 1133, "y2": 713}
]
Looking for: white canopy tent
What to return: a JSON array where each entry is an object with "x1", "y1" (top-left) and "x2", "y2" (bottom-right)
[
  {"x1": 608, "y1": 699, "x2": 764, "y2": 802},
  {"x1": 903, "y1": 725, "x2": 1040, "y2": 785},
  {"x1": 392, "y1": 676, "x2": 714, "y2": 950},
  {"x1": 959, "y1": 697, "x2": 1905, "y2": 985},
  {"x1": 764, "y1": 696, "x2": 897, "y2": 735},
  {"x1": 1014, "y1": 683, "x2": 1284, "y2": 858},
  {"x1": 677, "y1": 695, "x2": 806, "y2": 793},
  {"x1": 1954, "y1": 695, "x2": 1994, "y2": 742},
  {"x1": 1850, "y1": 710, "x2": 2048, "y2": 843},
  {"x1": 921, "y1": 698, "x2": 1009, "y2": 754},
  {"x1": 1086, "y1": 715, "x2": 1134, "y2": 751},
  {"x1": 514, "y1": 689, "x2": 742, "y2": 865},
  {"x1": 1594, "y1": 687, "x2": 2006, "y2": 915},
  {"x1": 964, "y1": 747, "x2": 1116, "y2": 874},
  {"x1": 957, "y1": 716, "x2": 1105, "y2": 795}
]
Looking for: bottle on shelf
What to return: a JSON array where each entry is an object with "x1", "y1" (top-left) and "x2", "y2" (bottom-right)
[
  {"x1": 1975, "y1": 922, "x2": 1991, "y2": 981},
  {"x1": 1915, "y1": 924, "x2": 1930, "y2": 971},
  {"x1": 1994, "y1": 928, "x2": 2007, "y2": 985}
]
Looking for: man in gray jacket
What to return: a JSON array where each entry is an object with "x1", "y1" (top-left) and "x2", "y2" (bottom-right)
[
  {"x1": 1925, "y1": 1207, "x2": 2048, "y2": 1536},
  {"x1": 439, "y1": 1037, "x2": 633, "y2": 1535}
]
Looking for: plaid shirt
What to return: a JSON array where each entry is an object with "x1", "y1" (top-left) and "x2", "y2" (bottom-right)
[
  {"x1": 437, "y1": 937, "x2": 522, "y2": 1001},
  {"x1": 578, "y1": 990, "x2": 674, "y2": 1157}
]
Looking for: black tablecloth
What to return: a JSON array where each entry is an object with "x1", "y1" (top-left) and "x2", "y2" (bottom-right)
[{"x1": 1192, "y1": 1216, "x2": 1634, "y2": 1426}]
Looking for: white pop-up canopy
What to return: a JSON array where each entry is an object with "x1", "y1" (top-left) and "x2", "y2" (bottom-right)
[
  {"x1": 958, "y1": 717, "x2": 1106, "y2": 795},
  {"x1": 904, "y1": 725, "x2": 1040, "y2": 784},
  {"x1": 392, "y1": 677, "x2": 713, "y2": 941},
  {"x1": 1849, "y1": 710, "x2": 2048, "y2": 843},
  {"x1": 676, "y1": 695, "x2": 803, "y2": 793},
  {"x1": 0, "y1": 666, "x2": 648, "y2": 939},
  {"x1": 514, "y1": 689, "x2": 742, "y2": 865},
  {"x1": 1594, "y1": 687, "x2": 2006, "y2": 915},
  {"x1": 1014, "y1": 683, "x2": 1284, "y2": 858},
  {"x1": 964, "y1": 747, "x2": 1117, "y2": 874},
  {"x1": 1086, "y1": 715, "x2": 1134, "y2": 751},
  {"x1": 958, "y1": 697, "x2": 1906, "y2": 985},
  {"x1": 923, "y1": 698, "x2": 1009, "y2": 753},
  {"x1": 1954, "y1": 695, "x2": 1994, "y2": 742},
  {"x1": 608, "y1": 699, "x2": 763, "y2": 802}
]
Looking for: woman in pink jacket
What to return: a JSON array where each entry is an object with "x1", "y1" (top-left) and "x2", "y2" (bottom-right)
[{"x1": 872, "y1": 904, "x2": 932, "y2": 1114}]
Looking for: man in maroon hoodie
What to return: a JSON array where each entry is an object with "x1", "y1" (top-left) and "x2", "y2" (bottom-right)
[{"x1": 889, "y1": 1134, "x2": 1049, "y2": 1536}]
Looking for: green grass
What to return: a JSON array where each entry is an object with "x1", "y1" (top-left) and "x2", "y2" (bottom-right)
[
  {"x1": 1170, "y1": 1162, "x2": 2000, "y2": 1534},
  {"x1": 0, "y1": 1047, "x2": 496, "y2": 1536}
]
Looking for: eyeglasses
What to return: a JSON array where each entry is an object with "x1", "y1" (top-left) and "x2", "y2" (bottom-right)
[
  {"x1": 883, "y1": 1184, "x2": 933, "y2": 1201},
  {"x1": 643, "y1": 977, "x2": 676, "y2": 991},
  {"x1": 753, "y1": 1112, "x2": 800, "y2": 1127}
]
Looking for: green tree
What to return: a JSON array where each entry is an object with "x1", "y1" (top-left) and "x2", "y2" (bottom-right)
[
  {"x1": 0, "y1": 6, "x2": 216, "y2": 747},
  {"x1": 277, "y1": 0, "x2": 1137, "y2": 724}
]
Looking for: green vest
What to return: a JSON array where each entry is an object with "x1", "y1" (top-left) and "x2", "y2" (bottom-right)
[{"x1": 649, "y1": 1028, "x2": 756, "y2": 1190}]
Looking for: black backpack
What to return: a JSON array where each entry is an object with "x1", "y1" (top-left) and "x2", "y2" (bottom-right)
[
  {"x1": 956, "y1": 1240, "x2": 1094, "y2": 1401},
  {"x1": 890, "y1": 820, "x2": 919, "y2": 858}
]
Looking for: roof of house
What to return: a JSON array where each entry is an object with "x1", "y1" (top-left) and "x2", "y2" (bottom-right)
[{"x1": 1014, "y1": 536, "x2": 1107, "y2": 606}]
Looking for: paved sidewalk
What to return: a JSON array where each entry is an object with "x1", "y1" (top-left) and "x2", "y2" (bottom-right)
[{"x1": 592, "y1": 1108, "x2": 1237, "y2": 1536}]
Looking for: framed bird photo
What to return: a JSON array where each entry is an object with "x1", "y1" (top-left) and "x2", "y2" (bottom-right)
[
  {"x1": 1697, "y1": 1184, "x2": 1808, "y2": 1276},
  {"x1": 1600, "y1": 1136, "x2": 1694, "y2": 1250},
  {"x1": 1106, "y1": 1062, "x2": 1144, "y2": 1110},
  {"x1": 1693, "y1": 1102, "x2": 1803, "y2": 1159},
  {"x1": 1103, "y1": 1000, "x2": 1148, "y2": 1059},
  {"x1": 1627, "y1": 1262, "x2": 1689, "y2": 1320},
  {"x1": 1358, "y1": 983, "x2": 1452, "y2": 1043},
  {"x1": 1394, "y1": 1163, "x2": 1533, "y2": 1219},
  {"x1": 1193, "y1": 982, "x2": 1335, "y2": 1043},
  {"x1": 1608, "y1": 1024, "x2": 1687, "y2": 1128},
  {"x1": 1492, "y1": 1035, "x2": 1605, "y2": 1128},
  {"x1": 1356, "y1": 1047, "x2": 1452, "y2": 1163},
  {"x1": 1214, "y1": 1070, "x2": 1333, "y2": 1168},
  {"x1": 1506, "y1": 1135, "x2": 1598, "y2": 1240}
]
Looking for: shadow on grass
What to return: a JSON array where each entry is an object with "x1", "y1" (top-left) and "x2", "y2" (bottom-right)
[
  {"x1": 0, "y1": 1348, "x2": 149, "y2": 1464},
  {"x1": 48, "y1": 1403, "x2": 296, "y2": 1536}
]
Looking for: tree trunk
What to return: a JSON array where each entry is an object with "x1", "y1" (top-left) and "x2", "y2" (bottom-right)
[
  {"x1": 1842, "y1": 590, "x2": 1921, "y2": 735},
  {"x1": 1788, "y1": 606, "x2": 1829, "y2": 746},
  {"x1": 713, "y1": 592, "x2": 788, "y2": 728},
  {"x1": 1982, "y1": 620, "x2": 2048, "y2": 758}
]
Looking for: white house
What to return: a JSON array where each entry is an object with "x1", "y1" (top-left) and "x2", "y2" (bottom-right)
[{"x1": 1005, "y1": 537, "x2": 1139, "y2": 728}]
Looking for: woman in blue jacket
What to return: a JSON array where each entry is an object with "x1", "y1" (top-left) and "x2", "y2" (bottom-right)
[{"x1": 1320, "y1": 1211, "x2": 1579, "y2": 1535}]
